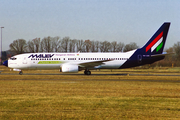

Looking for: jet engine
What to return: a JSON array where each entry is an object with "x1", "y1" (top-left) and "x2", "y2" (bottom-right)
[{"x1": 61, "y1": 64, "x2": 79, "y2": 72}]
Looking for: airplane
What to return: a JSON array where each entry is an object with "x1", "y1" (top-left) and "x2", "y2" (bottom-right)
[{"x1": 3, "y1": 22, "x2": 170, "y2": 75}]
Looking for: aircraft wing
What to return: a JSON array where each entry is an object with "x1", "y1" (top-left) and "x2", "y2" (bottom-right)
[{"x1": 79, "y1": 60, "x2": 111, "y2": 68}]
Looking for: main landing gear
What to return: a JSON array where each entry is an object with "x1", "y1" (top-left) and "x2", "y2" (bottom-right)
[
  {"x1": 19, "y1": 71, "x2": 23, "y2": 75},
  {"x1": 84, "y1": 70, "x2": 91, "y2": 75}
]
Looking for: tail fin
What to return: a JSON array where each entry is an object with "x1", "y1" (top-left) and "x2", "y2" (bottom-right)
[
  {"x1": 120, "y1": 23, "x2": 170, "y2": 69},
  {"x1": 141, "y1": 22, "x2": 170, "y2": 55}
]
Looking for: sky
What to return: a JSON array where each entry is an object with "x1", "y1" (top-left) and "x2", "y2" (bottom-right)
[{"x1": 0, "y1": 0, "x2": 180, "y2": 51}]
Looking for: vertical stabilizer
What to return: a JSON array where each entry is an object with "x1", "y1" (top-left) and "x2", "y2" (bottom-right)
[{"x1": 141, "y1": 22, "x2": 170, "y2": 55}]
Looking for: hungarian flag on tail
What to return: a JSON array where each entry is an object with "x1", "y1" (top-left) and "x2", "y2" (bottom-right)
[{"x1": 142, "y1": 22, "x2": 170, "y2": 55}]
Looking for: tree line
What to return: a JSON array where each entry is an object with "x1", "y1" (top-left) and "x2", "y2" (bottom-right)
[
  {"x1": 9, "y1": 36, "x2": 138, "y2": 54},
  {"x1": 8, "y1": 36, "x2": 180, "y2": 67}
]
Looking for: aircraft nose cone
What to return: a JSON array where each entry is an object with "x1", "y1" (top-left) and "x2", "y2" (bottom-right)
[{"x1": 3, "y1": 60, "x2": 8, "y2": 67}]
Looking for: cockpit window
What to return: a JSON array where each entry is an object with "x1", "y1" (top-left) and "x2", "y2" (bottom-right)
[{"x1": 10, "y1": 57, "x2": 17, "y2": 60}]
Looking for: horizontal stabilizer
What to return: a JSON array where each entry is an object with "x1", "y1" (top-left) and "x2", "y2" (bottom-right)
[{"x1": 151, "y1": 52, "x2": 174, "y2": 57}]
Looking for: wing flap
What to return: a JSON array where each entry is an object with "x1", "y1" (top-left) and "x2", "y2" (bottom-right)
[{"x1": 79, "y1": 60, "x2": 111, "y2": 68}]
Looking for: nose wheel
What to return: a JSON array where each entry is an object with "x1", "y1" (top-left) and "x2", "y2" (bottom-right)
[{"x1": 84, "y1": 70, "x2": 91, "y2": 75}]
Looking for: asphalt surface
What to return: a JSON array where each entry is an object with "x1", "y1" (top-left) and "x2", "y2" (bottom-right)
[
  {"x1": 1, "y1": 72, "x2": 180, "y2": 76},
  {"x1": 0, "y1": 72, "x2": 180, "y2": 83}
]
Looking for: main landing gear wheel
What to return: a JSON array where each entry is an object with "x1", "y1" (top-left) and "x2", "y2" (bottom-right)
[
  {"x1": 19, "y1": 71, "x2": 23, "y2": 75},
  {"x1": 84, "y1": 70, "x2": 91, "y2": 75}
]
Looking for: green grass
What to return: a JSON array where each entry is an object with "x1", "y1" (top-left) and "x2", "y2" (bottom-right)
[{"x1": 0, "y1": 66, "x2": 180, "y2": 119}]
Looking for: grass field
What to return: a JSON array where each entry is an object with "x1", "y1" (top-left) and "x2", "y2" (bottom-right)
[{"x1": 0, "y1": 66, "x2": 180, "y2": 119}]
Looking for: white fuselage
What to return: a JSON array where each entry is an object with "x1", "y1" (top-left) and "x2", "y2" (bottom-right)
[{"x1": 8, "y1": 50, "x2": 135, "y2": 71}]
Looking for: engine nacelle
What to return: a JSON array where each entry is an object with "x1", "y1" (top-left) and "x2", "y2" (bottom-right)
[{"x1": 61, "y1": 64, "x2": 79, "y2": 73}]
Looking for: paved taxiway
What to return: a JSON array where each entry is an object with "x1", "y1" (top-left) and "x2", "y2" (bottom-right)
[
  {"x1": 0, "y1": 73, "x2": 180, "y2": 83},
  {"x1": 1, "y1": 73, "x2": 180, "y2": 76}
]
